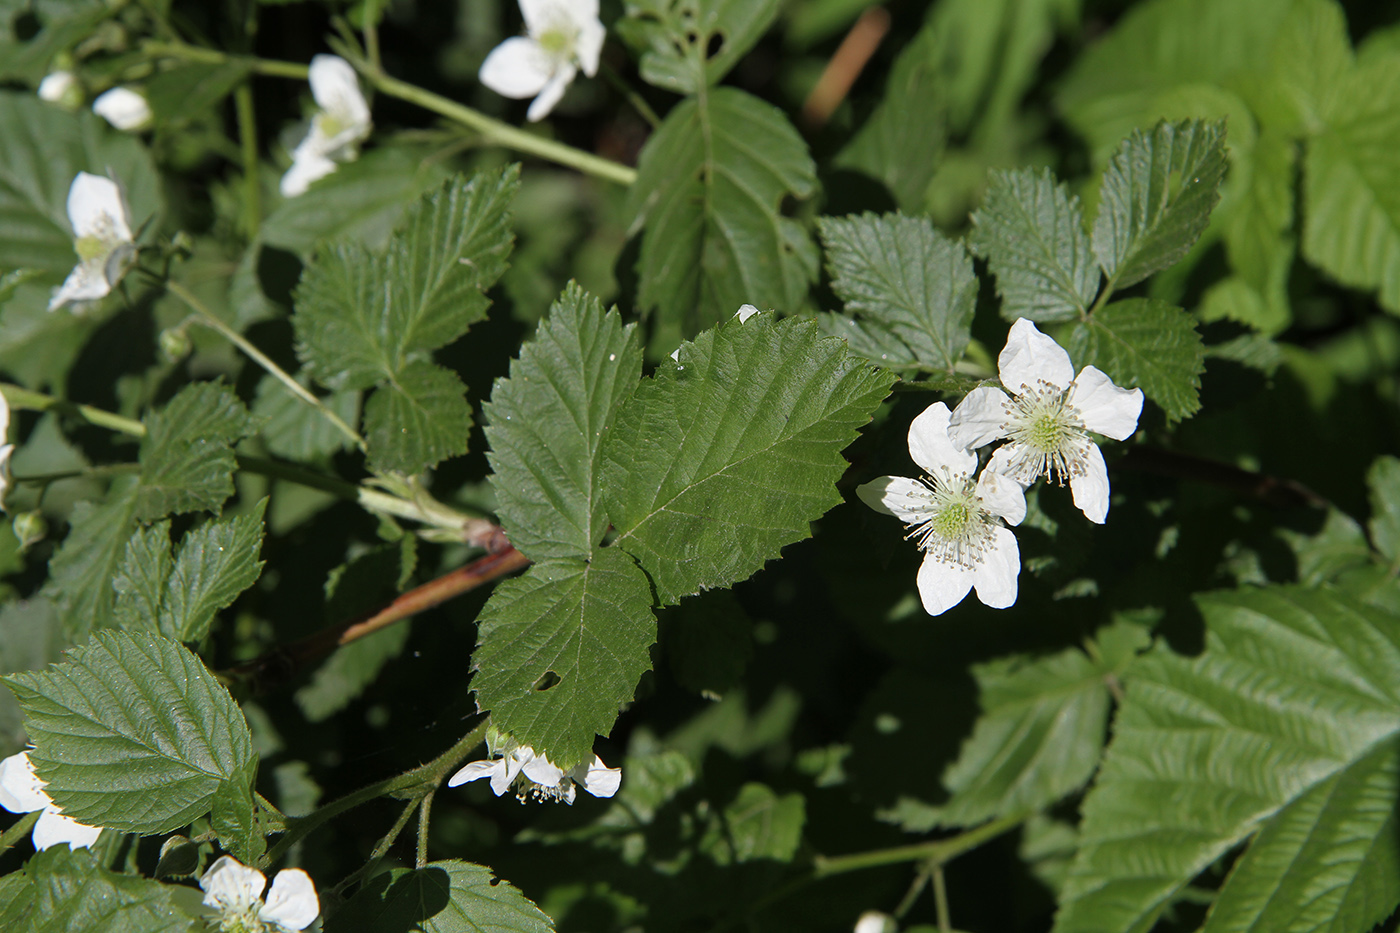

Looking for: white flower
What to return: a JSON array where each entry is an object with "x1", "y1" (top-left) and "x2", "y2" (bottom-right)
[
  {"x1": 48, "y1": 172, "x2": 136, "y2": 312},
  {"x1": 479, "y1": 0, "x2": 606, "y2": 121},
  {"x1": 0, "y1": 389, "x2": 12, "y2": 513},
  {"x1": 449, "y1": 743, "x2": 621, "y2": 805},
  {"x1": 200, "y1": 855, "x2": 319, "y2": 933},
  {"x1": 948, "y1": 319, "x2": 1144, "y2": 524},
  {"x1": 92, "y1": 87, "x2": 152, "y2": 130},
  {"x1": 38, "y1": 71, "x2": 81, "y2": 108},
  {"x1": 858, "y1": 402, "x2": 1026, "y2": 616},
  {"x1": 854, "y1": 911, "x2": 895, "y2": 933},
  {"x1": 0, "y1": 751, "x2": 102, "y2": 851},
  {"x1": 279, "y1": 55, "x2": 372, "y2": 198}
]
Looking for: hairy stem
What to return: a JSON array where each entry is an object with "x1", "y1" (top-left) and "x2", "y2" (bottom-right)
[{"x1": 1, "y1": 384, "x2": 145, "y2": 436}]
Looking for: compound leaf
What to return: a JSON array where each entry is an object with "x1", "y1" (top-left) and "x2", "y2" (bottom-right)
[
  {"x1": 618, "y1": 0, "x2": 781, "y2": 95},
  {"x1": 1069, "y1": 298, "x2": 1206, "y2": 423}
]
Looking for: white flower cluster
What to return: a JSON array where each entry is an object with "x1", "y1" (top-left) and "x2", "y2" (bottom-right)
[
  {"x1": 449, "y1": 737, "x2": 620, "y2": 805},
  {"x1": 859, "y1": 319, "x2": 1143, "y2": 616},
  {"x1": 480, "y1": 0, "x2": 605, "y2": 121},
  {"x1": 280, "y1": 55, "x2": 373, "y2": 197}
]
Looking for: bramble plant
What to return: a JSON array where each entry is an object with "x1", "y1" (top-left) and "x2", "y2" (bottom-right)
[{"x1": 1, "y1": 1, "x2": 1399, "y2": 932}]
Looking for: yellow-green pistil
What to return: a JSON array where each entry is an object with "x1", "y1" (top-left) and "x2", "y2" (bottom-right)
[
  {"x1": 1001, "y1": 379, "x2": 1088, "y2": 485},
  {"x1": 905, "y1": 471, "x2": 996, "y2": 569}
]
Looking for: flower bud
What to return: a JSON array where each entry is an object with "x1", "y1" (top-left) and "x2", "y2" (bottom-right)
[
  {"x1": 12, "y1": 511, "x2": 47, "y2": 551},
  {"x1": 159, "y1": 326, "x2": 192, "y2": 362}
]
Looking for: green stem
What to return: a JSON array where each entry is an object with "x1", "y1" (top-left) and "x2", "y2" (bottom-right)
[
  {"x1": 142, "y1": 40, "x2": 309, "y2": 79},
  {"x1": 234, "y1": 83, "x2": 262, "y2": 235},
  {"x1": 416, "y1": 789, "x2": 435, "y2": 868},
  {"x1": 932, "y1": 862, "x2": 951, "y2": 932},
  {"x1": 331, "y1": 798, "x2": 418, "y2": 895},
  {"x1": 0, "y1": 811, "x2": 40, "y2": 856},
  {"x1": 165, "y1": 280, "x2": 367, "y2": 453},
  {"x1": 600, "y1": 61, "x2": 661, "y2": 129},
  {"x1": 260, "y1": 720, "x2": 487, "y2": 870},
  {"x1": 811, "y1": 814, "x2": 1023, "y2": 878},
  {"x1": 362, "y1": 68, "x2": 636, "y2": 186},
  {"x1": 0, "y1": 384, "x2": 145, "y2": 436}
]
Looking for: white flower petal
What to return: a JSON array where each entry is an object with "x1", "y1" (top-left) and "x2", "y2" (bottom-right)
[
  {"x1": 448, "y1": 758, "x2": 507, "y2": 794},
  {"x1": 998, "y1": 318, "x2": 1073, "y2": 395},
  {"x1": 0, "y1": 387, "x2": 11, "y2": 443},
  {"x1": 1069, "y1": 439, "x2": 1111, "y2": 524},
  {"x1": 201, "y1": 855, "x2": 266, "y2": 912},
  {"x1": 480, "y1": 37, "x2": 556, "y2": 99},
  {"x1": 975, "y1": 469, "x2": 1026, "y2": 526},
  {"x1": 1067, "y1": 366, "x2": 1143, "y2": 441},
  {"x1": 0, "y1": 444, "x2": 13, "y2": 513},
  {"x1": 520, "y1": 0, "x2": 598, "y2": 41},
  {"x1": 520, "y1": 752, "x2": 566, "y2": 788},
  {"x1": 915, "y1": 551, "x2": 975, "y2": 616},
  {"x1": 261, "y1": 868, "x2": 320, "y2": 931},
  {"x1": 67, "y1": 172, "x2": 133, "y2": 242},
  {"x1": 734, "y1": 304, "x2": 760, "y2": 323},
  {"x1": 856, "y1": 476, "x2": 928, "y2": 525},
  {"x1": 947, "y1": 386, "x2": 1011, "y2": 451},
  {"x1": 971, "y1": 525, "x2": 1020, "y2": 609},
  {"x1": 92, "y1": 87, "x2": 151, "y2": 130},
  {"x1": 308, "y1": 55, "x2": 370, "y2": 130},
  {"x1": 32, "y1": 807, "x2": 101, "y2": 850},
  {"x1": 526, "y1": 66, "x2": 575, "y2": 121},
  {"x1": 38, "y1": 71, "x2": 77, "y2": 104},
  {"x1": 907, "y1": 402, "x2": 976, "y2": 477},
  {"x1": 49, "y1": 261, "x2": 110, "y2": 310},
  {"x1": 575, "y1": 15, "x2": 607, "y2": 76},
  {"x1": 279, "y1": 150, "x2": 338, "y2": 198},
  {"x1": 854, "y1": 911, "x2": 893, "y2": 933},
  {"x1": 0, "y1": 752, "x2": 52, "y2": 813},
  {"x1": 578, "y1": 755, "x2": 621, "y2": 798},
  {"x1": 984, "y1": 443, "x2": 1032, "y2": 488}
]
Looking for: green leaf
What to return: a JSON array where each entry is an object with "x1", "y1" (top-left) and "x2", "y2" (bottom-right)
[
  {"x1": 472, "y1": 548, "x2": 655, "y2": 768},
  {"x1": 698, "y1": 782, "x2": 805, "y2": 865},
  {"x1": 325, "y1": 860, "x2": 554, "y2": 933},
  {"x1": 484, "y1": 283, "x2": 641, "y2": 562},
  {"x1": 1053, "y1": 586, "x2": 1400, "y2": 933},
  {"x1": 969, "y1": 168, "x2": 1100, "y2": 322},
  {"x1": 24, "y1": 847, "x2": 200, "y2": 933},
  {"x1": 817, "y1": 212, "x2": 977, "y2": 371},
  {"x1": 0, "y1": 599, "x2": 66, "y2": 757},
  {"x1": 935, "y1": 623, "x2": 1145, "y2": 829},
  {"x1": 626, "y1": 88, "x2": 818, "y2": 346},
  {"x1": 210, "y1": 777, "x2": 263, "y2": 867},
  {"x1": 1368, "y1": 456, "x2": 1400, "y2": 564},
  {"x1": 251, "y1": 375, "x2": 360, "y2": 461},
  {"x1": 4, "y1": 631, "x2": 256, "y2": 835},
  {"x1": 0, "y1": 90, "x2": 160, "y2": 307},
  {"x1": 137, "y1": 382, "x2": 257, "y2": 521},
  {"x1": 1068, "y1": 298, "x2": 1206, "y2": 423},
  {"x1": 294, "y1": 167, "x2": 519, "y2": 391},
  {"x1": 618, "y1": 0, "x2": 781, "y2": 95},
  {"x1": 833, "y1": 22, "x2": 944, "y2": 211},
  {"x1": 111, "y1": 523, "x2": 173, "y2": 633},
  {"x1": 43, "y1": 486, "x2": 139, "y2": 640},
  {"x1": 144, "y1": 61, "x2": 250, "y2": 124},
  {"x1": 1093, "y1": 120, "x2": 1228, "y2": 289},
  {"x1": 604, "y1": 314, "x2": 896, "y2": 604},
  {"x1": 1302, "y1": 56, "x2": 1400, "y2": 314},
  {"x1": 361, "y1": 360, "x2": 474, "y2": 475},
  {"x1": 1217, "y1": 130, "x2": 1296, "y2": 334}
]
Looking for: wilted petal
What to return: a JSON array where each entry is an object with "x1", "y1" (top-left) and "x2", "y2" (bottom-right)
[
  {"x1": 907, "y1": 402, "x2": 976, "y2": 477},
  {"x1": 526, "y1": 66, "x2": 575, "y2": 121},
  {"x1": 915, "y1": 552, "x2": 974, "y2": 616},
  {"x1": 1069, "y1": 439, "x2": 1111, "y2": 524},
  {"x1": 577, "y1": 756, "x2": 621, "y2": 798},
  {"x1": 261, "y1": 868, "x2": 320, "y2": 931},
  {"x1": 947, "y1": 386, "x2": 1011, "y2": 451},
  {"x1": 971, "y1": 526, "x2": 1020, "y2": 609},
  {"x1": 0, "y1": 752, "x2": 51, "y2": 813},
  {"x1": 1068, "y1": 366, "x2": 1143, "y2": 441},
  {"x1": 201, "y1": 855, "x2": 266, "y2": 912},
  {"x1": 856, "y1": 476, "x2": 929, "y2": 525},
  {"x1": 975, "y1": 469, "x2": 1026, "y2": 526},
  {"x1": 480, "y1": 37, "x2": 555, "y2": 99},
  {"x1": 998, "y1": 318, "x2": 1073, "y2": 395},
  {"x1": 67, "y1": 172, "x2": 133, "y2": 242},
  {"x1": 92, "y1": 87, "x2": 151, "y2": 130},
  {"x1": 32, "y1": 808, "x2": 101, "y2": 850}
]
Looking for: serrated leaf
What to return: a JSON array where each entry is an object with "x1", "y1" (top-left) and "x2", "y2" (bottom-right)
[
  {"x1": 1093, "y1": 120, "x2": 1228, "y2": 289},
  {"x1": 1068, "y1": 298, "x2": 1206, "y2": 423},
  {"x1": 25, "y1": 847, "x2": 199, "y2": 933},
  {"x1": 112, "y1": 522, "x2": 174, "y2": 632},
  {"x1": 324, "y1": 860, "x2": 554, "y2": 933},
  {"x1": 362, "y1": 360, "x2": 474, "y2": 475},
  {"x1": 472, "y1": 548, "x2": 655, "y2": 768},
  {"x1": 699, "y1": 782, "x2": 805, "y2": 865},
  {"x1": 144, "y1": 61, "x2": 250, "y2": 124},
  {"x1": 817, "y1": 212, "x2": 976, "y2": 371},
  {"x1": 970, "y1": 169, "x2": 1100, "y2": 322},
  {"x1": 210, "y1": 777, "x2": 262, "y2": 867},
  {"x1": 161, "y1": 502, "x2": 267, "y2": 642},
  {"x1": 1368, "y1": 456, "x2": 1400, "y2": 564},
  {"x1": 294, "y1": 167, "x2": 519, "y2": 391},
  {"x1": 43, "y1": 486, "x2": 139, "y2": 639},
  {"x1": 484, "y1": 283, "x2": 641, "y2": 561},
  {"x1": 1303, "y1": 56, "x2": 1400, "y2": 313},
  {"x1": 4, "y1": 631, "x2": 256, "y2": 834},
  {"x1": 252, "y1": 375, "x2": 360, "y2": 461},
  {"x1": 934, "y1": 636, "x2": 1133, "y2": 829},
  {"x1": 1053, "y1": 586, "x2": 1400, "y2": 933},
  {"x1": 138, "y1": 382, "x2": 256, "y2": 521},
  {"x1": 618, "y1": 0, "x2": 780, "y2": 95},
  {"x1": 603, "y1": 314, "x2": 896, "y2": 604},
  {"x1": 626, "y1": 88, "x2": 817, "y2": 346}
]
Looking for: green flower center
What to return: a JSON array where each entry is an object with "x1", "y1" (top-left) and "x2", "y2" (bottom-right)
[
  {"x1": 903, "y1": 473, "x2": 995, "y2": 569},
  {"x1": 1002, "y1": 381, "x2": 1087, "y2": 485},
  {"x1": 538, "y1": 26, "x2": 574, "y2": 58},
  {"x1": 75, "y1": 234, "x2": 109, "y2": 263}
]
